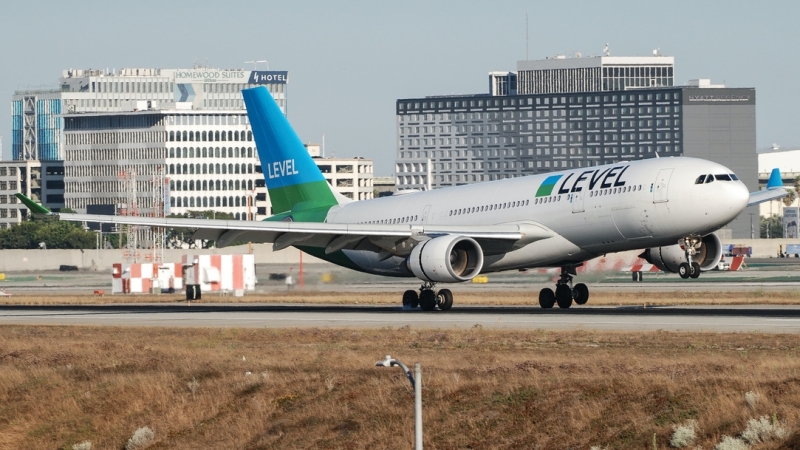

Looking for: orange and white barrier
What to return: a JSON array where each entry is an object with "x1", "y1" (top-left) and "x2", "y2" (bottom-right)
[
  {"x1": 625, "y1": 262, "x2": 661, "y2": 273},
  {"x1": 181, "y1": 254, "x2": 256, "y2": 292},
  {"x1": 112, "y1": 262, "x2": 183, "y2": 294}
]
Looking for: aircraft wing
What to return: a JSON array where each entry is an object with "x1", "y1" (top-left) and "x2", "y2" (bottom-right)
[
  {"x1": 747, "y1": 168, "x2": 789, "y2": 207},
  {"x1": 16, "y1": 192, "x2": 553, "y2": 256}
]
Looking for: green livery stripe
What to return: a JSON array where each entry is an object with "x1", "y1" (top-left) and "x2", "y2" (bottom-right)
[
  {"x1": 297, "y1": 245, "x2": 366, "y2": 273},
  {"x1": 535, "y1": 175, "x2": 562, "y2": 197},
  {"x1": 269, "y1": 180, "x2": 338, "y2": 214}
]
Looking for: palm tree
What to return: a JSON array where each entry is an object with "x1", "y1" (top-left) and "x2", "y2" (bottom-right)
[{"x1": 783, "y1": 189, "x2": 797, "y2": 207}]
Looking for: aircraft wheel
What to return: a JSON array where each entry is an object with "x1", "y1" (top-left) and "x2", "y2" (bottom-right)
[
  {"x1": 573, "y1": 283, "x2": 589, "y2": 305},
  {"x1": 402, "y1": 290, "x2": 419, "y2": 308},
  {"x1": 678, "y1": 263, "x2": 691, "y2": 279},
  {"x1": 555, "y1": 284, "x2": 573, "y2": 309},
  {"x1": 690, "y1": 262, "x2": 701, "y2": 279},
  {"x1": 437, "y1": 289, "x2": 453, "y2": 311},
  {"x1": 419, "y1": 289, "x2": 437, "y2": 311},
  {"x1": 539, "y1": 288, "x2": 555, "y2": 309}
]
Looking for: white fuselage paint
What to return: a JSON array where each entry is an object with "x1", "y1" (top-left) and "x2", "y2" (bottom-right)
[{"x1": 325, "y1": 157, "x2": 750, "y2": 278}]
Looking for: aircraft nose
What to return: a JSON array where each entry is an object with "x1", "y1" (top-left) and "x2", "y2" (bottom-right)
[{"x1": 730, "y1": 181, "x2": 750, "y2": 211}]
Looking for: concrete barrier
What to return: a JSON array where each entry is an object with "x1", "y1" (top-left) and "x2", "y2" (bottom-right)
[
  {"x1": 0, "y1": 238, "x2": 797, "y2": 273},
  {"x1": 0, "y1": 244, "x2": 327, "y2": 272}
]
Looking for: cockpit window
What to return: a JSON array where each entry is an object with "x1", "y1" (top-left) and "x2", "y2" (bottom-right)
[
  {"x1": 730, "y1": 173, "x2": 739, "y2": 181},
  {"x1": 715, "y1": 174, "x2": 732, "y2": 181},
  {"x1": 695, "y1": 175, "x2": 706, "y2": 184},
  {"x1": 705, "y1": 174, "x2": 714, "y2": 183}
]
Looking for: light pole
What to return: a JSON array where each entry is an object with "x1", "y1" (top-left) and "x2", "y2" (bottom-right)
[
  {"x1": 750, "y1": 213, "x2": 755, "y2": 239},
  {"x1": 375, "y1": 355, "x2": 422, "y2": 449}
]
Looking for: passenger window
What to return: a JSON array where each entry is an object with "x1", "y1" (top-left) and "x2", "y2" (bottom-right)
[
  {"x1": 695, "y1": 175, "x2": 706, "y2": 184},
  {"x1": 705, "y1": 175, "x2": 714, "y2": 183}
]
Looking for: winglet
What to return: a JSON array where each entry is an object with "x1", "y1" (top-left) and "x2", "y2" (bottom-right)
[
  {"x1": 15, "y1": 193, "x2": 52, "y2": 214},
  {"x1": 767, "y1": 168, "x2": 783, "y2": 190}
]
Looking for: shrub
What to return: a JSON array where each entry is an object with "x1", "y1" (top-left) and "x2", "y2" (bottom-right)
[
  {"x1": 740, "y1": 415, "x2": 789, "y2": 444},
  {"x1": 126, "y1": 426, "x2": 155, "y2": 450},
  {"x1": 744, "y1": 391, "x2": 760, "y2": 410},
  {"x1": 714, "y1": 435, "x2": 748, "y2": 450},
  {"x1": 670, "y1": 420, "x2": 698, "y2": 448}
]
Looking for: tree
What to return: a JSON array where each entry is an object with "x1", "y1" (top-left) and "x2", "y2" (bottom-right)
[
  {"x1": 782, "y1": 189, "x2": 797, "y2": 207},
  {"x1": 761, "y1": 215, "x2": 783, "y2": 238},
  {"x1": 165, "y1": 210, "x2": 236, "y2": 249},
  {"x1": 0, "y1": 216, "x2": 97, "y2": 249}
]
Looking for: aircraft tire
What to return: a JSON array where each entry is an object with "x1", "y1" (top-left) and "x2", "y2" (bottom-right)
[
  {"x1": 420, "y1": 289, "x2": 437, "y2": 311},
  {"x1": 437, "y1": 289, "x2": 453, "y2": 311},
  {"x1": 573, "y1": 283, "x2": 589, "y2": 305},
  {"x1": 678, "y1": 263, "x2": 691, "y2": 279},
  {"x1": 690, "y1": 262, "x2": 701, "y2": 279},
  {"x1": 403, "y1": 290, "x2": 419, "y2": 308},
  {"x1": 555, "y1": 284, "x2": 573, "y2": 309},
  {"x1": 539, "y1": 288, "x2": 556, "y2": 309}
]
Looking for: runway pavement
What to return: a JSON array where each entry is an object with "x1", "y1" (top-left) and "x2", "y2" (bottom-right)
[{"x1": 2, "y1": 303, "x2": 800, "y2": 333}]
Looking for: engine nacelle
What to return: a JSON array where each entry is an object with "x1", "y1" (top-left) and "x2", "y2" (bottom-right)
[
  {"x1": 641, "y1": 233, "x2": 723, "y2": 273},
  {"x1": 407, "y1": 235, "x2": 484, "y2": 283}
]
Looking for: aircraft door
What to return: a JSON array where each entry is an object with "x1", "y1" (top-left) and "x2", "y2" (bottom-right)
[
  {"x1": 422, "y1": 205, "x2": 431, "y2": 224},
  {"x1": 571, "y1": 191, "x2": 584, "y2": 213},
  {"x1": 653, "y1": 168, "x2": 673, "y2": 203}
]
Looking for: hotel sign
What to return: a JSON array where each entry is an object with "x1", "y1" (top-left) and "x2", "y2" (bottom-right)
[{"x1": 169, "y1": 69, "x2": 288, "y2": 84}]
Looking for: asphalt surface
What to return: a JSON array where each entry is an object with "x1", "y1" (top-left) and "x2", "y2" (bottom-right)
[{"x1": 2, "y1": 303, "x2": 800, "y2": 333}]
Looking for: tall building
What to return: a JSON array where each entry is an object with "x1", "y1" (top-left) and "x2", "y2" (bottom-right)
[
  {"x1": 395, "y1": 53, "x2": 757, "y2": 238},
  {"x1": 516, "y1": 54, "x2": 674, "y2": 94},
  {"x1": 11, "y1": 67, "x2": 289, "y2": 161},
  {"x1": 0, "y1": 160, "x2": 64, "y2": 228}
]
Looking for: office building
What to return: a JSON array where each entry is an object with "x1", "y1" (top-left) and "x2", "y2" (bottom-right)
[
  {"x1": 516, "y1": 53, "x2": 674, "y2": 94},
  {"x1": 0, "y1": 160, "x2": 64, "y2": 228},
  {"x1": 11, "y1": 67, "x2": 288, "y2": 161},
  {"x1": 395, "y1": 53, "x2": 757, "y2": 238}
]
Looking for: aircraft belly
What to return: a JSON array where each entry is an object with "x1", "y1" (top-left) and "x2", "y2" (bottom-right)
[
  {"x1": 482, "y1": 234, "x2": 589, "y2": 271},
  {"x1": 341, "y1": 250, "x2": 414, "y2": 277}
]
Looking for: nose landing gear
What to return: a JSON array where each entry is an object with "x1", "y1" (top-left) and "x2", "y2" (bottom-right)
[{"x1": 678, "y1": 236, "x2": 702, "y2": 279}]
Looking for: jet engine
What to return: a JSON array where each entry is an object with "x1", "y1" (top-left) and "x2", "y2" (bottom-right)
[
  {"x1": 407, "y1": 235, "x2": 484, "y2": 283},
  {"x1": 641, "y1": 233, "x2": 723, "y2": 273}
]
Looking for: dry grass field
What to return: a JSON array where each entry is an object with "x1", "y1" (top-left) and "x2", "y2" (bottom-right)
[
  {"x1": 3, "y1": 288, "x2": 800, "y2": 307},
  {"x1": 1, "y1": 325, "x2": 799, "y2": 449}
]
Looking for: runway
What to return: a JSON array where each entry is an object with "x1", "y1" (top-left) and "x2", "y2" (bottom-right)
[{"x1": 2, "y1": 303, "x2": 800, "y2": 332}]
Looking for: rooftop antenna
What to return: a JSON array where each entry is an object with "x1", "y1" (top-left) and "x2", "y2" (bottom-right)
[
  {"x1": 525, "y1": 13, "x2": 529, "y2": 61},
  {"x1": 653, "y1": 48, "x2": 661, "y2": 57},
  {"x1": 603, "y1": 43, "x2": 610, "y2": 57},
  {"x1": 245, "y1": 60, "x2": 268, "y2": 70}
]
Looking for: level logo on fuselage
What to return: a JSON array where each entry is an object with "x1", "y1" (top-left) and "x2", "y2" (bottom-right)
[{"x1": 535, "y1": 165, "x2": 631, "y2": 197}]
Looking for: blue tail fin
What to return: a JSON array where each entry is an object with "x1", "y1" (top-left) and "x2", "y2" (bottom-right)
[
  {"x1": 243, "y1": 86, "x2": 340, "y2": 214},
  {"x1": 767, "y1": 168, "x2": 783, "y2": 190}
]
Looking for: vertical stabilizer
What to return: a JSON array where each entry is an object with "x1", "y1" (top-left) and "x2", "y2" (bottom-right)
[{"x1": 243, "y1": 87, "x2": 341, "y2": 214}]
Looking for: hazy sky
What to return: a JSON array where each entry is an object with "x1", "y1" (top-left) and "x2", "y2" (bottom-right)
[{"x1": 1, "y1": 0, "x2": 797, "y2": 174}]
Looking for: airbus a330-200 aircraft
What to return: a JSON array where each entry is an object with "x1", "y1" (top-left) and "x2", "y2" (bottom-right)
[{"x1": 18, "y1": 86, "x2": 788, "y2": 311}]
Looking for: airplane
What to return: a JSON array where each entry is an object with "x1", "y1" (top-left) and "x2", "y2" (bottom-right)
[{"x1": 18, "y1": 86, "x2": 788, "y2": 311}]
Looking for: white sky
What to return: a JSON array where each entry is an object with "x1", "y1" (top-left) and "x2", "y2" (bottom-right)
[{"x1": 1, "y1": 0, "x2": 798, "y2": 175}]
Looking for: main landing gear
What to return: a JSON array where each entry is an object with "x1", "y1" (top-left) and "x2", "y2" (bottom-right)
[
  {"x1": 678, "y1": 236, "x2": 702, "y2": 279},
  {"x1": 402, "y1": 282, "x2": 453, "y2": 312},
  {"x1": 539, "y1": 266, "x2": 589, "y2": 309}
]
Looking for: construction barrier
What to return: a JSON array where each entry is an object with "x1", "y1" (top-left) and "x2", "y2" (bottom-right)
[{"x1": 181, "y1": 254, "x2": 256, "y2": 293}]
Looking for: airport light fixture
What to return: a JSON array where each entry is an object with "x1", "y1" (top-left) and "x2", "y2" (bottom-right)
[{"x1": 375, "y1": 355, "x2": 423, "y2": 449}]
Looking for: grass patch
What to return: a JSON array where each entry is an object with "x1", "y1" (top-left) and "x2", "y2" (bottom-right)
[{"x1": 0, "y1": 326, "x2": 798, "y2": 448}]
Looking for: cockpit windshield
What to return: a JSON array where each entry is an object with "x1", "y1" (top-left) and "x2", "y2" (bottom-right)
[{"x1": 696, "y1": 173, "x2": 739, "y2": 184}]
